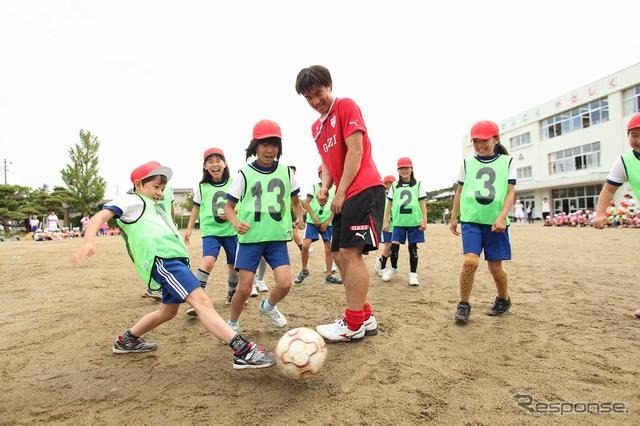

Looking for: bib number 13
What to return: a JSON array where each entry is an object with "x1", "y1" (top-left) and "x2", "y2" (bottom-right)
[
  {"x1": 251, "y1": 178, "x2": 286, "y2": 222},
  {"x1": 474, "y1": 167, "x2": 496, "y2": 205}
]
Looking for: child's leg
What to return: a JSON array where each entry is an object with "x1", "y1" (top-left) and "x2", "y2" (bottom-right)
[
  {"x1": 301, "y1": 238, "x2": 312, "y2": 270},
  {"x1": 129, "y1": 303, "x2": 180, "y2": 337},
  {"x1": 459, "y1": 254, "x2": 479, "y2": 302},
  {"x1": 408, "y1": 243, "x2": 418, "y2": 273},
  {"x1": 229, "y1": 269, "x2": 254, "y2": 322},
  {"x1": 195, "y1": 255, "x2": 216, "y2": 287},
  {"x1": 488, "y1": 260, "x2": 508, "y2": 299},
  {"x1": 389, "y1": 243, "x2": 400, "y2": 268},
  {"x1": 269, "y1": 265, "x2": 292, "y2": 305},
  {"x1": 256, "y1": 258, "x2": 267, "y2": 281},
  {"x1": 323, "y1": 240, "x2": 333, "y2": 274},
  {"x1": 185, "y1": 287, "x2": 236, "y2": 343}
]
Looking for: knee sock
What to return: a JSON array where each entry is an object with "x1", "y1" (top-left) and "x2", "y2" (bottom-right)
[
  {"x1": 228, "y1": 271, "x2": 239, "y2": 292},
  {"x1": 460, "y1": 255, "x2": 479, "y2": 302},
  {"x1": 195, "y1": 268, "x2": 210, "y2": 289},
  {"x1": 344, "y1": 308, "x2": 364, "y2": 331},
  {"x1": 390, "y1": 244, "x2": 400, "y2": 269},
  {"x1": 380, "y1": 255, "x2": 389, "y2": 269},
  {"x1": 408, "y1": 243, "x2": 418, "y2": 273},
  {"x1": 363, "y1": 302, "x2": 372, "y2": 321},
  {"x1": 493, "y1": 269, "x2": 509, "y2": 299}
]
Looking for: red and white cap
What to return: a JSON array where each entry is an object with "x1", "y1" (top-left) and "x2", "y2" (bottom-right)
[
  {"x1": 627, "y1": 113, "x2": 640, "y2": 132},
  {"x1": 203, "y1": 147, "x2": 225, "y2": 160},
  {"x1": 470, "y1": 120, "x2": 500, "y2": 140},
  {"x1": 397, "y1": 157, "x2": 413, "y2": 169},
  {"x1": 130, "y1": 161, "x2": 172, "y2": 184}
]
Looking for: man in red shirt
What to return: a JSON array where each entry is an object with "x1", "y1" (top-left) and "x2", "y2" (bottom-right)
[{"x1": 296, "y1": 65, "x2": 385, "y2": 342}]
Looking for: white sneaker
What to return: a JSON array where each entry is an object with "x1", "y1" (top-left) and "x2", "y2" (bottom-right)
[
  {"x1": 382, "y1": 268, "x2": 398, "y2": 282},
  {"x1": 316, "y1": 318, "x2": 365, "y2": 342},
  {"x1": 374, "y1": 257, "x2": 382, "y2": 274},
  {"x1": 363, "y1": 315, "x2": 378, "y2": 336},
  {"x1": 408, "y1": 272, "x2": 419, "y2": 286},
  {"x1": 256, "y1": 280, "x2": 269, "y2": 292},
  {"x1": 250, "y1": 284, "x2": 258, "y2": 297},
  {"x1": 259, "y1": 300, "x2": 287, "y2": 328}
]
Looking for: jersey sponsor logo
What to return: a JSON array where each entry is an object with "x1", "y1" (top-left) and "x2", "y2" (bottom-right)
[
  {"x1": 330, "y1": 116, "x2": 336, "y2": 128},
  {"x1": 349, "y1": 119, "x2": 359, "y2": 126},
  {"x1": 355, "y1": 231, "x2": 368, "y2": 240},
  {"x1": 349, "y1": 225, "x2": 370, "y2": 231}
]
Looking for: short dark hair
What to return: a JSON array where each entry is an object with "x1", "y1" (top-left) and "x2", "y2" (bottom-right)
[
  {"x1": 295, "y1": 65, "x2": 332, "y2": 94},
  {"x1": 134, "y1": 174, "x2": 168, "y2": 191},
  {"x1": 245, "y1": 137, "x2": 282, "y2": 161}
]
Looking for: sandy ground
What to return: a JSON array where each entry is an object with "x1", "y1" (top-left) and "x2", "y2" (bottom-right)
[{"x1": 0, "y1": 224, "x2": 638, "y2": 425}]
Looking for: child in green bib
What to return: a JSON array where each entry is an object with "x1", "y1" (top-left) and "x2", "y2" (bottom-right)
[
  {"x1": 449, "y1": 121, "x2": 516, "y2": 325},
  {"x1": 70, "y1": 161, "x2": 275, "y2": 370},
  {"x1": 594, "y1": 112, "x2": 640, "y2": 318},
  {"x1": 224, "y1": 120, "x2": 305, "y2": 332}
]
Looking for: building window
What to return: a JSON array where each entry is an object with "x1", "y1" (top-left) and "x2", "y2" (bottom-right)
[
  {"x1": 510, "y1": 132, "x2": 531, "y2": 150},
  {"x1": 552, "y1": 184, "x2": 602, "y2": 214},
  {"x1": 623, "y1": 84, "x2": 640, "y2": 116},
  {"x1": 541, "y1": 97, "x2": 609, "y2": 140},
  {"x1": 548, "y1": 142, "x2": 600, "y2": 175},
  {"x1": 516, "y1": 166, "x2": 532, "y2": 179}
]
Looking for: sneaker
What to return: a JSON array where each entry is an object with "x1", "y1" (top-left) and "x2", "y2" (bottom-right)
[
  {"x1": 259, "y1": 299, "x2": 287, "y2": 328},
  {"x1": 233, "y1": 343, "x2": 276, "y2": 370},
  {"x1": 294, "y1": 269, "x2": 310, "y2": 285},
  {"x1": 142, "y1": 288, "x2": 162, "y2": 301},
  {"x1": 455, "y1": 302, "x2": 471, "y2": 325},
  {"x1": 381, "y1": 268, "x2": 398, "y2": 282},
  {"x1": 635, "y1": 307, "x2": 640, "y2": 319},
  {"x1": 186, "y1": 307, "x2": 198, "y2": 317},
  {"x1": 363, "y1": 315, "x2": 378, "y2": 336},
  {"x1": 487, "y1": 297, "x2": 512, "y2": 316},
  {"x1": 250, "y1": 284, "x2": 259, "y2": 297},
  {"x1": 325, "y1": 274, "x2": 343, "y2": 284},
  {"x1": 112, "y1": 334, "x2": 158, "y2": 354},
  {"x1": 316, "y1": 318, "x2": 365, "y2": 342},
  {"x1": 408, "y1": 272, "x2": 419, "y2": 286},
  {"x1": 374, "y1": 257, "x2": 382, "y2": 274},
  {"x1": 256, "y1": 280, "x2": 269, "y2": 292}
]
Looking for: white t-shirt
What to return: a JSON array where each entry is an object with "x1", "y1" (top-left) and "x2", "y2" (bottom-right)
[
  {"x1": 104, "y1": 194, "x2": 146, "y2": 222},
  {"x1": 46, "y1": 214, "x2": 59, "y2": 231},
  {"x1": 606, "y1": 157, "x2": 628, "y2": 185}
]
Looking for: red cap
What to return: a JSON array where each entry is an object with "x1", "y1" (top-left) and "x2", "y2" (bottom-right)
[
  {"x1": 470, "y1": 120, "x2": 500, "y2": 140},
  {"x1": 397, "y1": 157, "x2": 413, "y2": 169},
  {"x1": 627, "y1": 113, "x2": 640, "y2": 131},
  {"x1": 252, "y1": 119, "x2": 282, "y2": 140},
  {"x1": 383, "y1": 175, "x2": 396, "y2": 183},
  {"x1": 203, "y1": 147, "x2": 225, "y2": 160},
  {"x1": 130, "y1": 161, "x2": 172, "y2": 184}
]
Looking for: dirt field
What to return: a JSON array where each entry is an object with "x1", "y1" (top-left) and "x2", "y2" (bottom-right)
[{"x1": 0, "y1": 224, "x2": 638, "y2": 425}]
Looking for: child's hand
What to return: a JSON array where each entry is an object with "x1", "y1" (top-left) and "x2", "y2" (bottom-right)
[
  {"x1": 234, "y1": 221, "x2": 250, "y2": 234},
  {"x1": 316, "y1": 187, "x2": 329, "y2": 206},
  {"x1": 449, "y1": 218, "x2": 460, "y2": 236},
  {"x1": 70, "y1": 242, "x2": 95, "y2": 264},
  {"x1": 383, "y1": 219, "x2": 390, "y2": 232},
  {"x1": 294, "y1": 217, "x2": 305, "y2": 230},
  {"x1": 593, "y1": 212, "x2": 607, "y2": 229},
  {"x1": 491, "y1": 218, "x2": 507, "y2": 233},
  {"x1": 183, "y1": 229, "x2": 192, "y2": 244},
  {"x1": 419, "y1": 220, "x2": 427, "y2": 231}
]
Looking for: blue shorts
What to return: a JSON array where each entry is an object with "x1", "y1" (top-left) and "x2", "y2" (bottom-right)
[
  {"x1": 235, "y1": 242, "x2": 290, "y2": 273},
  {"x1": 381, "y1": 230, "x2": 393, "y2": 244},
  {"x1": 202, "y1": 235, "x2": 237, "y2": 264},
  {"x1": 151, "y1": 258, "x2": 201, "y2": 304},
  {"x1": 391, "y1": 226, "x2": 425, "y2": 244},
  {"x1": 461, "y1": 223, "x2": 511, "y2": 261},
  {"x1": 304, "y1": 224, "x2": 332, "y2": 242}
]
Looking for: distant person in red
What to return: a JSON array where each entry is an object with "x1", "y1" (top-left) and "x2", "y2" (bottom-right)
[{"x1": 296, "y1": 65, "x2": 385, "y2": 342}]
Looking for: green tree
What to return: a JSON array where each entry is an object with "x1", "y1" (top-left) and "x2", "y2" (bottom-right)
[{"x1": 60, "y1": 129, "x2": 107, "y2": 214}]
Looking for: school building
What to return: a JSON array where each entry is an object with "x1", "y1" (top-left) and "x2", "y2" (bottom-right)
[{"x1": 462, "y1": 62, "x2": 640, "y2": 218}]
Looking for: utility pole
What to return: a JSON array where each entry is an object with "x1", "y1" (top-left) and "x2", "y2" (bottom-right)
[{"x1": 2, "y1": 158, "x2": 12, "y2": 185}]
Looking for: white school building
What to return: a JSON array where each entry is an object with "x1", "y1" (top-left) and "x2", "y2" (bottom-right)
[{"x1": 462, "y1": 62, "x2": 640, "y2": 218}]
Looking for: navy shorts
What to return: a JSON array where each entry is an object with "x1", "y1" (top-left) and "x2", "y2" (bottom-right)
[
  {"x1": 461, "y1": 223, "x2": 511, "y2": 261},
  {"x1": 202, "y1": 235, "x2": 237, "y2": 264},
  {"x1": 304, "y1": 224, "x2": 332, "y2": 242},
  {"x1": 381, "y1": 230, "x2": 393, "y2": 244},
  {"x1": 391, "y1": 226, "x2": 425, "y2": 244},
  {"x1": 235, "y1": 241, "x2": 290, "y2": 273},
  {"x1": 331, "y1": 185, "x2": 385, "y2": 255},
  {"x1": 151, "y1": 258, "x2": 201, "y2": 304}
]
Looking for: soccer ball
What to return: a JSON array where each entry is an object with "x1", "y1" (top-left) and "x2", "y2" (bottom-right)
[{"x1": 275, "y1": 327, "x2": 327, "y2": 379}]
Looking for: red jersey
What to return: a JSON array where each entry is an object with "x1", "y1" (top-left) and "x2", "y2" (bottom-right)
[{"x1": 311, "y1": 97, "x2": 382, "y2": 199}]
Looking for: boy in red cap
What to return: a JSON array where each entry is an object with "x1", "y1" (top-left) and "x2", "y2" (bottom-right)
[
  {"x1": 449, "y1": 121, "x2": 516, "y2": 325},
  {"x1": 183, "y1": 147, "x2": 240, "y2": 316},
  {"x1": 296, "y1": 65, "x2": 385, "y2": 342},
  {"x1": 594, "y1": 112, "x2": 640, "y2": 318},
  {"x1": 381, "y1": 157, "x2": 428, "y2": 286},
  {"x1": 70, "y1": 161, "x2": 275, "y2": 369}
]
